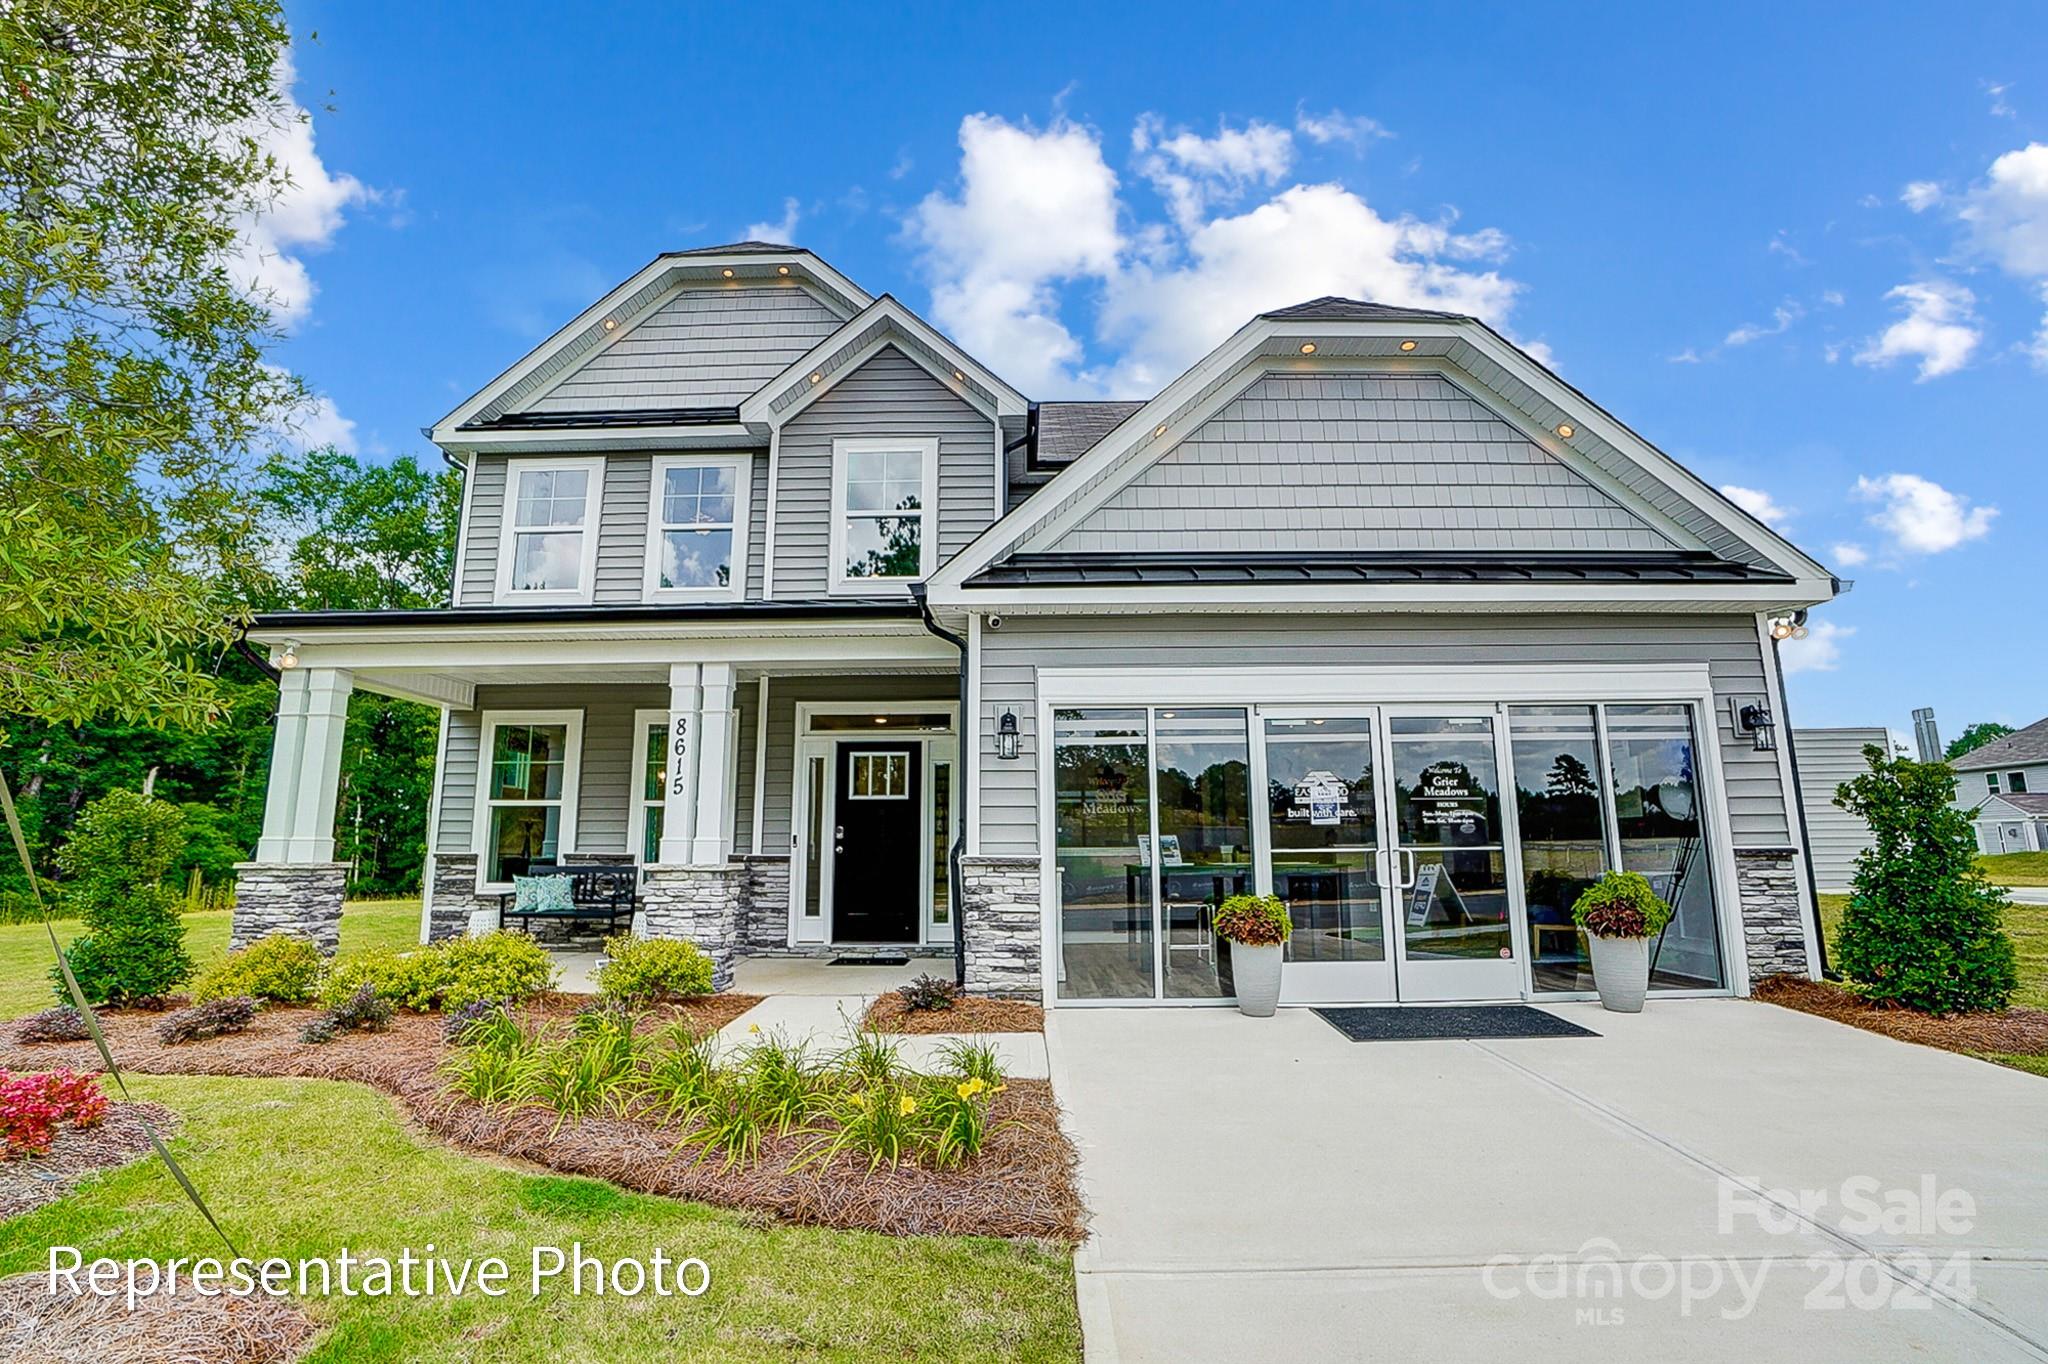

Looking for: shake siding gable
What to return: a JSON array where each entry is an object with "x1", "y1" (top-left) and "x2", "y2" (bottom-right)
[
  {"x1": 1048, "y1": 373, "x2": 1678, "y2": 554},
  {"x1": 773, "y1": 345, "x2": 997, "y2": 596}
]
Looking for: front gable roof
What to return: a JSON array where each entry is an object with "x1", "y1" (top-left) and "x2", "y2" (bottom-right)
[{"x1": 928, "y1": 304, "x2": 1840, "y2": 612}]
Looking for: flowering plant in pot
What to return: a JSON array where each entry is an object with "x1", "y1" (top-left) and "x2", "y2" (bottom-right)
[
  {"x1": 1569, "y1": 871, "x2": 1673, "y2": 1013},
  {"x1": 1213, "y1": 894, "x2": 1292, "y2": 1017}
]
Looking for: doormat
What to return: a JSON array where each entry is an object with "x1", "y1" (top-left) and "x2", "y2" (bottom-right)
[
  {"x1": 1312, "y1": 1005, "x2": 1598, "y2": 1041},
  {"x1": 829, "y1": 955, "x2": 910, "y2": 966}
]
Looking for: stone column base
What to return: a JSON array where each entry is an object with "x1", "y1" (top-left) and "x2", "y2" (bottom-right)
[
  {"x1": 740, "y1": 855, "x2": 792, "y2": 951},
  {"x1": 961, "y1": 856, "x2": 1041, "y2": 998},
  {"x1": 230, "y1": 862, "x2": 345, "y2": 953},
  {"x1": 642, "y1": 864, "x2": 746, "y2": 990},
  {"x1": 426, "y1": 853, "x2": 484, "y2": 943},
  {"x1": 1735, "y1": 847, "x2": 1810, "y2": 983}
]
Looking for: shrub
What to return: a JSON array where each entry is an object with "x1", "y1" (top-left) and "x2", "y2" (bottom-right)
[
  {"x1": 897, "y1": 973, "x2": 960, "y2": 1012},
  {"x1": 319, "y1": 948, "x2": 418, "y2": 1010},
  {"x1": 594, "y1": 934, "x2": 713, "y2": 1007},
  {"x1": 432, "y1": 933, "x2": 559, "y2": 1011},
  {"x1": 1836, "y1": 747, "x2": 2019, "y2": 1015},
  {"x1": 0, "y1": 1070, "x2": 108, "y2": 1158},
  {"x1": 50, "y1": 790, "x2": 193, "y2": 1007},
  {"x1": 299, "y1": 1017, "x2": 339, "y2": 1046},
  {"x1": 1213, "y1": 894, "x2": 1292, "y2": 946},
  {"x1": 155, "y1": 996, "x2": 257, "y2": 1045},
  {"x1": 329, "y1": 983, "x2": 395, "y2": 1034},
  {"x1": 15, "y1": 1006, "x2": 89, "y2": 1044},
  {"x1": 192, "y1": 934, "x2": 325, "y2": 1004},
  {"x1": 1569, "y1": 871, "x2": 1673, "y2": 939}
]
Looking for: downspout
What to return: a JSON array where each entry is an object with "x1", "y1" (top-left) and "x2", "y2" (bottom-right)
[
  {"x1": 909, "y1": 582, "x2": 970, "y2": 988},
  {"x1": 1770, "y1": 634, "x2": 1835, "y2": 980},
  {"x1": 233, "y1": 627, "x2": 282, "y2": 682}
]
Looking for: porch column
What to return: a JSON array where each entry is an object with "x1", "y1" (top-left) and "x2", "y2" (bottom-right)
[
  {"x1": 657, "y1": 662, "x2": 701, "y2": 865},
  {"x1": 690, "y1": 662, "x2": 735, "y2": 864},
  {"x1": 235, "y1": 665, "x2": 353, "y2": 952}
]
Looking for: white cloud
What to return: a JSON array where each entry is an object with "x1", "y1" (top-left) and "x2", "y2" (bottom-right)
[
  {"x1": 1719, "y1": 484, "x2": 1793, "y2": 529},
  {"x1": 1853, "y1": 280, "x2": 1981, "y2": 379},
  {"x1": 228, "y1": 50, "x2": 375, "y2": 325},
  {"x1": 1828, "y1": 541, "x2": 1870, "y2": 567},
  {"x1": 1766, "y1": 231, "x2": 1809, "y2": 265},
  {"x1": 744, "y1": 196, "x2": 802, "y2": 243},
  {"x1": 1780, "y1": 619, "x2": 1852, "y2": 673},
  {"x1": 910, "y1": 111, "x2": 1526, "y2": 396},
  {"x1": 262, "y1": 364, "x2": 358, "y2": 455},
  {"x1": 1900, "y1": 180, "x2": 1943, "y2": 212},
  {"x1": 1667, "y1": 347, "x2": 1705, "y2": 364},
  {"x1": 1959, "y1": 142, "x2": 2048, "y2": 276},
  {"x1": 1853, "y1": 473, "x2": 1997, "y2": 554},
  {"x1": 2030, "y1": 282, "x2": 2048, "y2": 370},
  {"x1": 1983, "y1": 78, "x2": 2017, "y2": 119},
  {"x1": 908, "y1": 115, "x2": 1123, "y2": 394},
  {"x1": 1725, "y1": 302, "x2": 1803, "y2": 347},
  {"x1": 1295, "y1": 108, "x2": 1390, "y2": 149}
]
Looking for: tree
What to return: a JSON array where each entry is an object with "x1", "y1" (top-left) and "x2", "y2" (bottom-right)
[
  {"x1": 1834, "y1": 746, "x2": 2017, "y2": 1015},
  {"x1": 1947, "y1": 722, "x2": 2016, "y2": 761},
  {"x1": 1546, "y1": 753, "x2": 1597, "y2": 799},
  {"x1": 55, "y1": 789, "x2": 193, "y2": 1003},
  {"x1": 0, "y1": 0, "x2": 301, "y2": 737}
]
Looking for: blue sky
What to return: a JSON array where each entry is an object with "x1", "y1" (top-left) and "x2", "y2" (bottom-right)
[{"x1": 264, "y1": 1, "x2": 2046, "y2": 739}]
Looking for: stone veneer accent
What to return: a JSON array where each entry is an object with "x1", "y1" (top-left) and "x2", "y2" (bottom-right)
[
  {"x1": 1735, "y1": 848, "x2": 1809, "y2": 983},
  {"x1": 426, "y1": 853, "x2": 483, "y2": 943},
  {"x1": 960, "y1": 856, "x2": 1041, "y2": 997},
  {"x1": 230, "y1": 862, "x2": 345, "y2": 953},
  {"x1": 642, "y1": 865, "x2": 746, "y2": 990},
  {"x1": 739, "y1": 856, "x2": 792, "y2": 951}
]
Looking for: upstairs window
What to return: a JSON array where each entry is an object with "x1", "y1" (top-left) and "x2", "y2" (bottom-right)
[
  {"x1": 496, "y1": 458, "x2": 603, "y2": 601},
  {"x1": 2011, "y1": 771, "x2": 2029, "y2": 794},
  {"x1": 645, "y1": 455, "x2": 749, "y2": 600},
  {"x1": 1989, "y1": 773, "x2": 2002, "y2": 795},
  {"x1": 830, "y1": 438, "x2": 937, "y2": 592}
]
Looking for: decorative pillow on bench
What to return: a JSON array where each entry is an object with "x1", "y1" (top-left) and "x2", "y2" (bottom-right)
[{"x1": 511, "y1": 874, "x2": 576, "y2": 914}]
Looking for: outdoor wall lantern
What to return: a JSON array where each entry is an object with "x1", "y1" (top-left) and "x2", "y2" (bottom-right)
[
  {"x1": 1738, "y1": 702, "x2": 1777, "y2": 753},
  {"x1": 996, "y1": 710, "x2": 1020, "y2": 760}
]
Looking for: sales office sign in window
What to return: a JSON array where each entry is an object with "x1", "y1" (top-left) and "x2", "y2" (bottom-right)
[
  {"x1": 1417, "y1": 762, "x2": 1487, "y2": 837},
  {"x1": 1289, "y1": 771, "x2": 1352, "y2": 827}
]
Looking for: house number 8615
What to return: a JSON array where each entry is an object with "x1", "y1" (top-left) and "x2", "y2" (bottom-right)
[{"x1": 669, "y1": 717, "x2": 691, "y2": 796}]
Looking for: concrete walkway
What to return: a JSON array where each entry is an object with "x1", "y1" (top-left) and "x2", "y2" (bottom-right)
[{"x1": 1049, "y1": 999, "x2": 2048, "y2": 1363}]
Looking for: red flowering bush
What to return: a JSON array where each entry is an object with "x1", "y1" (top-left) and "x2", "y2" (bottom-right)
[{"x1": 0, "y1": 1070, "x2": 110, "y2": 1159}]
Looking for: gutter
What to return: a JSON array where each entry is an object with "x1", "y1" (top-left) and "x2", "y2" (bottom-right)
[{"x1": 909, "y1": 582, "x2": 970, "y2": 989}]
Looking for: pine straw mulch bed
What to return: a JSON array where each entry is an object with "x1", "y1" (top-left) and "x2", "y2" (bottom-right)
[
  {"x1": 0, "y1": 1101, "x2": 179, "y2": 1220},
  {"x1": 0, "y1": 1272, "x2": 314, "y2": 1364},
  {"x1": 1755, "y1": 974, "x2": 2048, "y2": 1060},
  {"x1": 0, "y1": 994, "x2": 1085, "y2": 1242},
  {"x1": 862, "y1": 993, "x2": 1045, "y2": 1034}
]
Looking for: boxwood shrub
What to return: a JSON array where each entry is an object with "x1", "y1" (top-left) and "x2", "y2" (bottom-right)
[
  {"x1": 594, "y1": 934, "x2": 714, "y2": 1006},
  {"x1": 192, "y1": 934, "x2": 326, "y2": 1004}
]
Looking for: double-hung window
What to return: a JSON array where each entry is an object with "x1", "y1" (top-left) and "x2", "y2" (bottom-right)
[
  {"x1": 644, "y1": 455, "x2": 749, "y2": 600},
  {"x1": 830, "y1": 437, "x2": 938, "y2": 592},
  {"x1": 474, "y1": 711, "x2": 582, "y2": 887},
  {"x1": 496, "y1": 457, "x2": 603, "y2": 602}
]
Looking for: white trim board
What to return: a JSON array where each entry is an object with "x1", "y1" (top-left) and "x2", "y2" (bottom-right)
[{"x1": 738, "y1": 295, "x2": 1026, "y2": 428}]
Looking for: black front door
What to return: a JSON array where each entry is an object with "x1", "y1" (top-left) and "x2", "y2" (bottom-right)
[{"x1": 832, "y1": 742, "x2": 922, "y2": 942}]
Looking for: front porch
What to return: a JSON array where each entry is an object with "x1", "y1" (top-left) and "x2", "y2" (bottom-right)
[{"x1": 235, "y1": 610, "x2": 1007, "y2": 991}]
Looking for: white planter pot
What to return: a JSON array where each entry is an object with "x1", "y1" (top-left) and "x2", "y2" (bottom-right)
[
  {"x1": 1228, "y1": 942, "x2": 1284, "y2": 1017},
  {"x1": 1587, "y1": 934, "x2": 1650, "y2": 1013}
]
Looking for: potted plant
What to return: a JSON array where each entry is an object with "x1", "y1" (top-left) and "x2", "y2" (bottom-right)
[
  {"x1": 1213, "y1": 894, "x2": 1292, "y2": 1017},
  {"x1": 1569, "y1": 870, "x2": 1673, "y2": 1013}
]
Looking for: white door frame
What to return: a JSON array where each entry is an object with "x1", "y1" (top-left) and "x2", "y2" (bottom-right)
[{"x1": 788, "y1": 701, "x2": 959, "y2": 947}]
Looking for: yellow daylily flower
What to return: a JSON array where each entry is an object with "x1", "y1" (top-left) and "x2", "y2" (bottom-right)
[
  {"x1": 748, "y1": 1023, "x2": 761, "y2": 1034},
  {"x1": 849, "y1": 1091, "x2": 868, "y2": 1109},
  {"x1": 898, "y1": 1094, "x2": 917, "y2": 1116},
  {"x1": 956, "y1": 1077, "x2": 987, "y2": 1100},
  {"x1": 991, "y1": 1084, "x2": 1007, "y2": 1094}
]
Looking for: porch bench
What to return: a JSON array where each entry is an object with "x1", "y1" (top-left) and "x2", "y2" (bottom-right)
[{"x1": 497, "y1": 862, "x2": 639, "y2": 938}]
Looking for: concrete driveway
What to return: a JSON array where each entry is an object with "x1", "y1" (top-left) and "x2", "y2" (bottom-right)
[{"x1": 1047, "y1": 999, "x2": 2048, "y2": 1363}]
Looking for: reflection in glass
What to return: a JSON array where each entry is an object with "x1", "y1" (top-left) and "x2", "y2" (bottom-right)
[
  {"x1": 1264, "y1": 716, "x2": 1383, "y2": 963},
  {"x1": 489, "y1": 805, "x2": 560, "y2": 882},
  {"x1": 1609, "y1": 705, "x2": 1724, "y2": 989},
  {"x1": 931, "y1": 762, "x2": 951, "y2": 925},
  {"x1": 802, "y1": 755, "x2": 825, "y2": 918},
  {"x1": 1154, "y1": 710, "x2": 1250, "y2": 998},
  {"x1": 1390, "y1": 717, "x2": 1511, "y2": 961},
  {"x1": 1509, "y1": 706, "x2": 1607, "y2": 991},
  {"x1": 1054, "y1": 709, "x2": 1155, "y2": 999},
  {"x1": 640, "y1": 721, "x2": 666, "y2": 864}
]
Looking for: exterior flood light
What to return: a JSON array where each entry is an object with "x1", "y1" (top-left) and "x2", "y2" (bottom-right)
[
  {"x1": 1768, "y1": 609, "x2": 1809, "y2": 642},
  {"x1": 279, "y1": 641, "x2": 300, "y2": 669},
  {"x1": 996, "y1": 710, "x2": 1020, "y2": 761}
]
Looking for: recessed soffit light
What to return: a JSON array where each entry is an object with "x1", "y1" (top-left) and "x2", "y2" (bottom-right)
[
  {"x1": 1556, "y1": 423, "x2": 1576, "y2": 439},
  {"x1": 1399, "y1": 339, "x2": 1417, "y2": 352},
  {"x1": 1299, "y1": 342, "x2": 1317, "y2": 354}
]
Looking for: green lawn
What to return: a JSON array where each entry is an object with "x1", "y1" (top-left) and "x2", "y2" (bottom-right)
[
  {"x1": 0, "y1": 1075, "x2": 1080, "y2": 1362},
  {"x1": 0, "y1": 899, "x2": 422, "y2": 1020},
  {"x1": 1979, "y1": 851, "x2": 2048, "y2": 887},
  {"x1": 1817, "y1": 892, "x2": 2047, "y2": 1011}
]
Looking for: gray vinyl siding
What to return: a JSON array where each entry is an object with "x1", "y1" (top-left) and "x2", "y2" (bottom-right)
[
  {"x1": 1050, "y1": 374, "x2": 1675, "y2": 554},
  {"x1": 774, "y1": 346, "x2": 998, "y2": 596},
  {"x1": 1792, "y1": 727, "x2": 1888, "y2": 890},
  {"x1": 751, "y1": 675, "x2": 959, "y2": 850},
  {"x1": 974, "y1": 612, "x2": 1791, "y2": 856},
  {"x1": 522, "y1": 282, "x2": 843, "y2": 413},
  {"x1": 457, "y1": 451, "x2": 765, "y2": 606}
]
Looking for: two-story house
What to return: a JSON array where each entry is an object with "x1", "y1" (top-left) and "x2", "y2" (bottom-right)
[
  {"x1": 240, "y1": 241, "x2": 1838, "y2": 1007},
  {"x1": 1949, "y1": 717, "x2": 2048, "y2": 855}
]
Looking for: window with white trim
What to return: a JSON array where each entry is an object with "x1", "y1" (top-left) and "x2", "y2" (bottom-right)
[
  {"x1": 475, "y1": 711, "x2": 582, "y2": 885},
  {"x1": 2010, "y1": 771, "x2": 2029, "y2": 795},
  {"x1": 1989, "y1": 773, "x2": 2002, "y2": 795},
  {"x1": 645, "y1": 455, "x2": 749, "y2": 599},
  {"x1": 496, "y1": 458, "x2": 602, "y2": 600},
  {"x1": 628, "y1": 710, "x2": 668, "y2": 864},
  {"x1": 830, "y1": 437, "x2": 937, "y2": 591}
]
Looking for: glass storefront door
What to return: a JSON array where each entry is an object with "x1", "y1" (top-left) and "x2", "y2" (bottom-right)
[{"x1": 1265, "y1": 714, "x2": 1395, "y2": 1004}]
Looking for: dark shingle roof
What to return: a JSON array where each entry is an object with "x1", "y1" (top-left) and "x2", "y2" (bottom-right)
[
  {"x1": 1036, "y1": 401, "x2": 1147, "y2": 462},
  {"x1": 1261, "y1": 296, "x2": 1474, "y2": 323},
  {"x1": 1951, "y1": 717, "x2": 2048, "y2": 770},
  {"x1": 668, "y1": 241, "x2": 803, "y2": 256}
]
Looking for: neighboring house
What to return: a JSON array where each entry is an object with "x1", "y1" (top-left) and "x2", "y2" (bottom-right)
[
  {"x1": 1947, "y1": 718, "x2": 2048, "y2": 855},
  {"x1": 241, "y1": 242, "x2": 1839, "y2": 1006},
  {"x1": 1973, "y1": 794, "x2": 2048, "y2": 856},
  {"x1": 1791, "y1": 727, "x2": 1890, "y2": 891}
]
